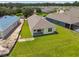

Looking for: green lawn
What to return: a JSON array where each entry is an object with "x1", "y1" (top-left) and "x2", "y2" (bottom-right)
[
  {"x1": 20, "y1": 20, "x2": 32, "y2": 38},
  {"x1": 36, "y1": 12, "x2": 48, "y2": 17},
  {"x1": 10, "y1": 22, "x2": 79, "y2": 57}
]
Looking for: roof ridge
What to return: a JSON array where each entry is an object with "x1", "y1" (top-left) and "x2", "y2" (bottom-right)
[
  {"x1": 27, "y1": 14, "x2": 42, "y2": 29},
  {"x1": 32, "y1": 16, "x2": 42, "y2": 29},
  {"x1": 33, "y1": 17, "x2": 55, "y2": 29}
]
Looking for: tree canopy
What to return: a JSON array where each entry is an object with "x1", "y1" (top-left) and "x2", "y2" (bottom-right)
[{"x1": 0, "y1": 1, "x2": 79, "y2": 17}]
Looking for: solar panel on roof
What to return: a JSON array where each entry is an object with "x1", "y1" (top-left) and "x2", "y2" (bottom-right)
[{"x1": 0, "y1": 16, "x2": 20, "y2": 31}]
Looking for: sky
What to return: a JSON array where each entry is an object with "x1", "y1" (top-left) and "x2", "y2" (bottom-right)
[{"x1": 0, "y1": 0, "x2": 79, "y2": 3}]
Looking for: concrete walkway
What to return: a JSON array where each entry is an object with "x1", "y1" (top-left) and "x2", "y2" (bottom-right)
[
  {"x1": 0, "y1": 19, "x2": 24, "y2": 56},
  {"x1": 18, "y1": 37, "x2": 34, "y2": 42}
]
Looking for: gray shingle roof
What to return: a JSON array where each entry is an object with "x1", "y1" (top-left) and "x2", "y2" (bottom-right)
[
  {"x1": 27, "y1": 14, "x2": 55, "y2": 30},
  {"x1": 74, "y1": 22, "x2": 79, "y2": 26},
  {"x1": 33, "y1": 17, "x2": 55, "y2": 29},
  {"x1": 47, "y1": 7, "x2": 79, "y2": 24}
]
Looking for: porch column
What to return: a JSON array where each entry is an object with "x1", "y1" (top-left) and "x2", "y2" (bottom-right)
[{"x1": 69, "y1": 24, "x2": 71, "y2": 29}]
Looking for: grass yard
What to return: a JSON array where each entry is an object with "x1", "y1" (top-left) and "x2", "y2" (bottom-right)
[
  {"x1": 20, "y1": 20, "x2": 32, "y2": 38},
  {"x1": 36, "y1": 12, "x2": 48, "y2": 17},
  {"x1": 10, "y1": 21, "x2": 79, "y2": 57}
]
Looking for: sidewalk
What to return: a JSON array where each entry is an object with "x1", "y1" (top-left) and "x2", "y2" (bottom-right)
[{"x1": 0, "y1": 19, "x2": 24, "y2": 56}]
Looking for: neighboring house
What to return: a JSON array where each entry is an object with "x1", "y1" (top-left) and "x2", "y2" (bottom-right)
[
  {"x1": 41, "y1": 7, "x2": 52, "y2": 13},
  {"x1": 0, "y1": 16, "x2": 20, "y2": 39},
  {"x1": 46, "y1": 7, "x2": 79, "y2": 32},
  {"x1": 41, "y1": 6, "x2": 69, "y2": 13},
  {"x1": 41, "y1": 7, "x2": 57, "y2": 13},
  {"x1": 27, "y1": 14, "x2": 56, "y2": 36}
]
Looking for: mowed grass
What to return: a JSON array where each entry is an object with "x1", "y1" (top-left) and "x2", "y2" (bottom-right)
[
  {"x1": 20, "y1": 20, "x2": 32, "y2": 38},
  {"x1": 36, "y1": 12, "x2": 48, "y2": 17},
  {"x1": 10, "y1": 22, "x2": 79, "y2": 57}
]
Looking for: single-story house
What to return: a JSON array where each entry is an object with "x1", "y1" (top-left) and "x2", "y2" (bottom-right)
[
  {"x1": 0, "y1": 16, "x2": 20, "y2": 39},
  {"x1": 27, "y1": 14, "x2": 56, "y2": 36},
  {"x1": 46, "y1": 7, "x2": 79, "y2": 32},
  {"x1": 41, "y1": 7, "x2": 54, "y2": 13}
]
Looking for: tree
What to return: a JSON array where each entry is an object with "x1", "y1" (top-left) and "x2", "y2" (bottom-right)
[
  {"x1": 73, "y1": 1, "x2": 79, "y2": 6},
  {"x1": 35, "y1": 8, "x2": 41, "y2": 13},
  {"x1": 22, "y1": 8, "x2": 34, "y2": 17}
]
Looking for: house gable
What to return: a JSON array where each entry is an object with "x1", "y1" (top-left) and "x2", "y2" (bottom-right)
[
  {"x1": 27, "y1": 14, "x2": 42, "y2": 30},
  {"x1": 33, "y1": 17, "x2": 55, "y2": 30}
]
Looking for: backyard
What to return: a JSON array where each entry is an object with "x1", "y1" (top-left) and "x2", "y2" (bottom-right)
[
  {"x1": 20, "y1": 20, "x2": 32, "y2": 38},
  {"x1": 10, "y1": 20, "x2": 79, "y2": 57},
  {"x1": 36, "y1": 12, "x2": 48, "y2": 17}
]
